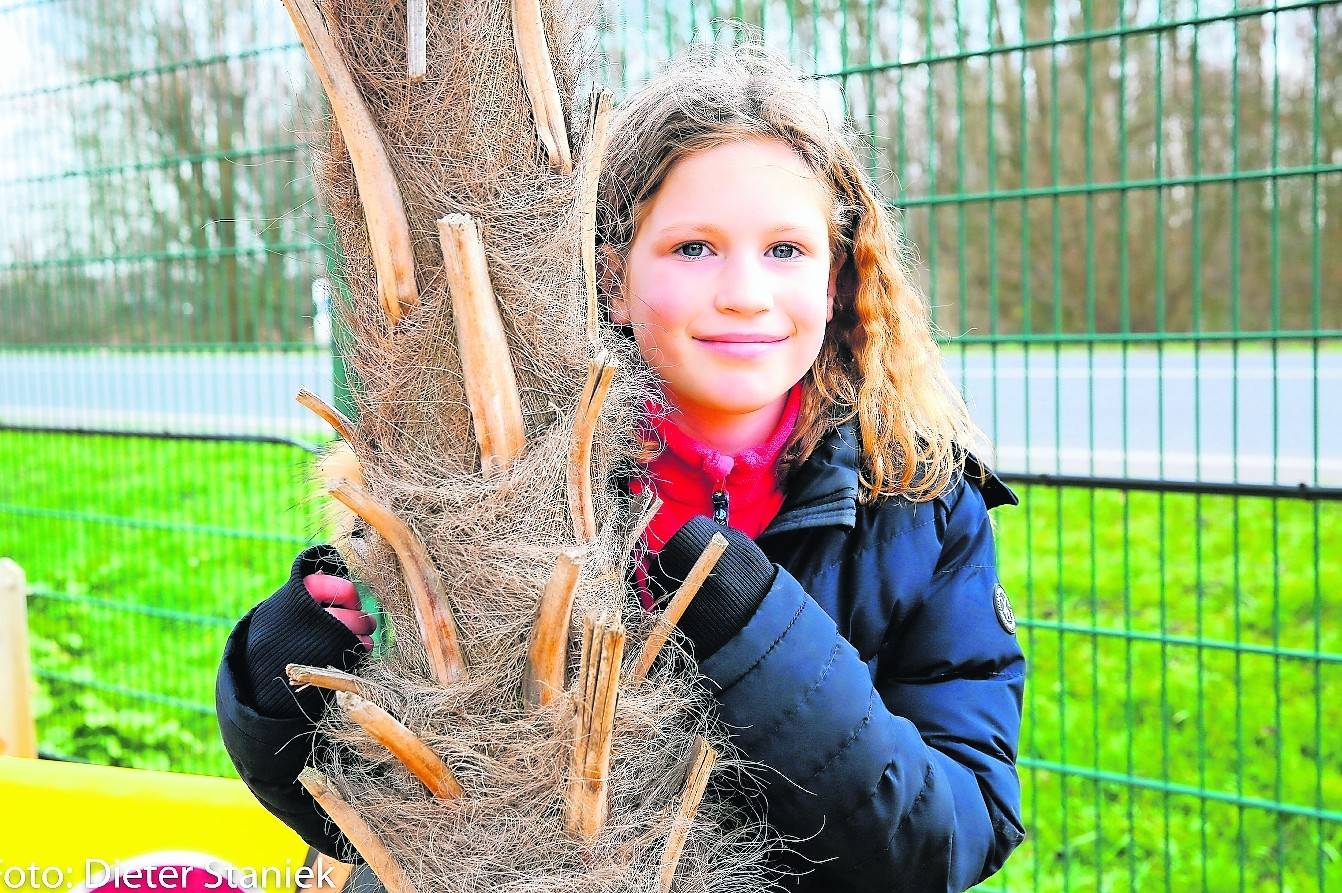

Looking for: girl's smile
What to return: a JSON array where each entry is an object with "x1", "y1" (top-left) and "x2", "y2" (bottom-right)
[{"x1": 692, "y1": 333, "x2": 789, "y2": 359}]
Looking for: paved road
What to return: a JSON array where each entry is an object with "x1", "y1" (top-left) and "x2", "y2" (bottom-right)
[
  {"x1": 942, "y1": 348, "x2": 1341, "y2": 486},
  {"x1": 2, "y1": 347, "x2": 1338, "y2": 486},
  {"x1": 0, "y1": 349, "x2": 335, "y2": 441}
]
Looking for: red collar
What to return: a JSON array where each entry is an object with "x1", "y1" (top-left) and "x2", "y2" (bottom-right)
[
  {"x1": 631, "y1": 382, "x2": 803, "y2": 552},
  {"x1": 647, "y1": 383, "x2": 803, "y2": 487}
]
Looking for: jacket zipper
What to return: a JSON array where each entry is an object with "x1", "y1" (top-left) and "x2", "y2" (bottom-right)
[{"x1": 711, "y1": 478, "x2": 730, "y2": 526}]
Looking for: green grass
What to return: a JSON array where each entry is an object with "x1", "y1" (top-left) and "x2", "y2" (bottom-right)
[
  {"x1": 988, "y1": 486, "x2": 1342, "y2": 893},
  {"x1": 3, "y1": 430, "x2": 1339, "y2": 891},
  {"x1": 2, "y1": 429, "x2": 328, "y2": 774}
]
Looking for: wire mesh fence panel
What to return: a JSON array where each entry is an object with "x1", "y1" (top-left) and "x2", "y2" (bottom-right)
[
  {"x1": 810, "y1": 2, "x2": 1342, "y2": 891},
  {"x1": 0, "y1": 1, "x2": 1337, "y2": 890},
  {"x1": 0, "y1": 0, "x2": 335, "y2": 776}
]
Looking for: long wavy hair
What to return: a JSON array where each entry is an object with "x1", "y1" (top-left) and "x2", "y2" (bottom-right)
[{"x1": 596, "y1": 37, "x2": 991, "y2": 504}]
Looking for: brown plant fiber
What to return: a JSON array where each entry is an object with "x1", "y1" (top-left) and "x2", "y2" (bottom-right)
[{"x1": 286, "y1": 1, "x2": 781, "y2": 890}]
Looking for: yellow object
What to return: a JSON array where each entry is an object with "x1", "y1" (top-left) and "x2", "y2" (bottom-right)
[{"x1": 0, "y1": 756, "x2": 315, "y2": 893}]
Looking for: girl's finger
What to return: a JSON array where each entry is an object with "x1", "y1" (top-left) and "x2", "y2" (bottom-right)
[
  {"x1": 305, "y1": 573, "x2": 359, "y2": 608},
  {"x1": 325, "y1": 605, "x2": 375, "y2": 635},
  {"x1": 357, "y1": 634, "x2": 374, "y2": 651}
]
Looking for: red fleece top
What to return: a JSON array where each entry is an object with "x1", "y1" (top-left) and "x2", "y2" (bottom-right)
[{"x1": 629, "y1": 382, "x2": 803, "y2": 608}]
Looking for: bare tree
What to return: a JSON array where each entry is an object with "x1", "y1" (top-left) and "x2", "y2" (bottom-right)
[{"x1": 13, "y1": 0, "x2": 322, "y2": 345}]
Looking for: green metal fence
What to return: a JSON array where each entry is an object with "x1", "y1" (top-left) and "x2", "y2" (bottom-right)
[
  {"x1": 0, "y1": 0, "x2": 334, "y2": 782},
  {"x1": 2, "y1": 2, "x2": 1337, "y2": 891}
]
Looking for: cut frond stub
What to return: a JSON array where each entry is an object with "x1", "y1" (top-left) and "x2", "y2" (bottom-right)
[
  {"x1": 623, "y1": 489, "x2": 662, "y2": 565},
  {"x1": 524, "y1": 549, "x2": 585, "y2": 706},
  {"x1": 511, "y1": 0, "x2": 573, "y2": 175},
  {"x1": 407, "y1": 0, "x2": 427, "y2": 83},
  {"x1": 567, "y1": 352, "x2": 617, "y2": 543},
  {"x1": 296, "y1": 387, "x2": 361, "y2": 446},
  {"x1": 328, "y1": 479, "x2": 466, "y2": 686},
  {"x1": 437, "y1": 214, "x2": 527, "y2": 477},
  {"x1": 580, "y1": 88, "x2": 612, "y2": 344},
  {"x1": 337, "y1": 690, "x2": 464, "y2": 800},
  {"x1": 566, "y1": 611, "x2": 625, "y2": 838},
  {"x1": 298, "y1": 768, "x2": 416, "y2": 893},
  {"x1": 630, "y1": 533, "x2": 728, "y2": 683},
  {"x1": 279, "y1": 0, "x2": 419, "y2": 325},
  {"x1": 287, "y1": 663, "x2": 365, "y2": 696},
  {"x1": 656, "y1": 737, "x2": 718, "y2": 893}
]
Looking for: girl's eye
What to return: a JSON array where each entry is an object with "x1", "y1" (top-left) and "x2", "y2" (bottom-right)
[
  {"x1": 673, "y1": 241, "x2": 709, "y2": 258},
  {"x1": 769, "y1": 243, "x2": 803, "y2": 259}
]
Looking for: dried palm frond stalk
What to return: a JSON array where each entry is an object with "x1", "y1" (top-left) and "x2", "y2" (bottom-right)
[
  {"x1": 280, "y1": 1, "x2": 780, "y2": 890},
  {"x1": 512, "y1": 0, "x2": 573, "y2": 175},
  {"x1": 407, "y1": 0, "x2": 427, "y2": 83},
  {"x1": 658, "y1": 737, "x2": 718, "y2": 893},
  {"x1": 631, "y1": 533, "x2": 728, "y2": 683},
  {"x1": 296, "y1": 387, "x2": 360, "y2": 446},
  {"x1": 568, "y1": 352, "x2": 617, "y2": 543},
  {"x1": 579, "y1": 88, "x2": 612, "y2": 344},
  {"x1": 299, "y1": 768, "x2": 415, "y2": 893},
  {"x1": 281, "y1": 0, "x2": 418, "y2": 324},
  {"x1": 437, "y1": 213, "x2": 526, "y2": 477},
  {"x1": 336, "y1": 690, "x2": 465, "y2": 800},
  {"x1": 287, "y1": 663, "x2": 365, "y2": 695},
  {"x1": 328, "y1": 478, "x2": 466, "y2": 686},
  {"x1": 523, "y1": 549, "x2": 584, "y2": 706},
  {"x1": 564, "y1": 611, "x2": 625, "y2": 837}
]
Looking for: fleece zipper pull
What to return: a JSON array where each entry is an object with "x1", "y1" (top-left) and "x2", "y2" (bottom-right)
[{"x1": 711, "y1": 480, "x2": 730, "y2": 526}]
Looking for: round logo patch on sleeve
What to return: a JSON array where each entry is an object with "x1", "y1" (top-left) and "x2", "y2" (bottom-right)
[{"x1": 993, "y1": 582, "x2": 1016, "y2": 635}]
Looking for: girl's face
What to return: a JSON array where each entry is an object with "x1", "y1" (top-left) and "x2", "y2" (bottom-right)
[{"x1": 611, "y1": 138, "x2": 840, "y2": 428}]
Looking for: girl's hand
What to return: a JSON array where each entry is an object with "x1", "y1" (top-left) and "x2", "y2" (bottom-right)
[{"x1": 304, "y1": 572, "x2": 376, "y2": 651}]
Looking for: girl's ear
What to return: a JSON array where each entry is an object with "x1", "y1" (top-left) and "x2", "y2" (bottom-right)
[{"x1": 598, "y1": 244, "x2": 630, "y2": 325}]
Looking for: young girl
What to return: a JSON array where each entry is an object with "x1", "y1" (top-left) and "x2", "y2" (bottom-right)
[{"x1": 217, "y1": 41, "x2": 1024, "y2": 893}]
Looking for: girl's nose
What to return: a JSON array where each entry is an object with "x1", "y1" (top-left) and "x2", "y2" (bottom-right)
[{"x1": 713, "y1": 255, "x2": 774, "y2": 314}]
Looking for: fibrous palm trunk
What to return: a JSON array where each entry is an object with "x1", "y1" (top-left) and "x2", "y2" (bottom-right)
[{"x1": 276, "y1": 2, "x2": 777, "y2": 891}]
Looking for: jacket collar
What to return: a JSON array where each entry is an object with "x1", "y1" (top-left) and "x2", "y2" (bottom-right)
[
  {"x1": 758, "y1": 420, "x2": 861, "y2": 539},
  {"x1": 613, "y1": 417, "x2": 860, "y2": 539},
  {"x1": 758, "y1": 422, "x2": 1020, "y2": 538},
  {"x1": 617, "y1": 418, "x2": 1017, "y2": 539}
]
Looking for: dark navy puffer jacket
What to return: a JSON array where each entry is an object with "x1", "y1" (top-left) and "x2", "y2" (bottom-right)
[
  {"x1": 693, "y1": 420, "x2": 1025, "y2": 891},
  {"x1": 217, "y1": 419, "x2": 1024, "y2": 892}
]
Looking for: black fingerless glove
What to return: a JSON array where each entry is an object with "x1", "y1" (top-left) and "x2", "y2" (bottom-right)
[
  {"x1": 646, "y1": 516, "x2": 777, "y2": 661},
  {"x1": 242, "y1": 544, "x2": 366, "y2": 719}
]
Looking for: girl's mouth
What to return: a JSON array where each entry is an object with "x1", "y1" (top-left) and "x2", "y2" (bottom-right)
[{"x1": 693, "y1": 337, "x2": 787, "y2": 359}]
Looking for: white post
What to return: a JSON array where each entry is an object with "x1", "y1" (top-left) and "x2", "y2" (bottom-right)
[
  {"x1": 312, "y1": 276, "x2": 333, "y2": 345},
  {"x1": 0, "y1": 558, "x2": 36, "y2": 758}
]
